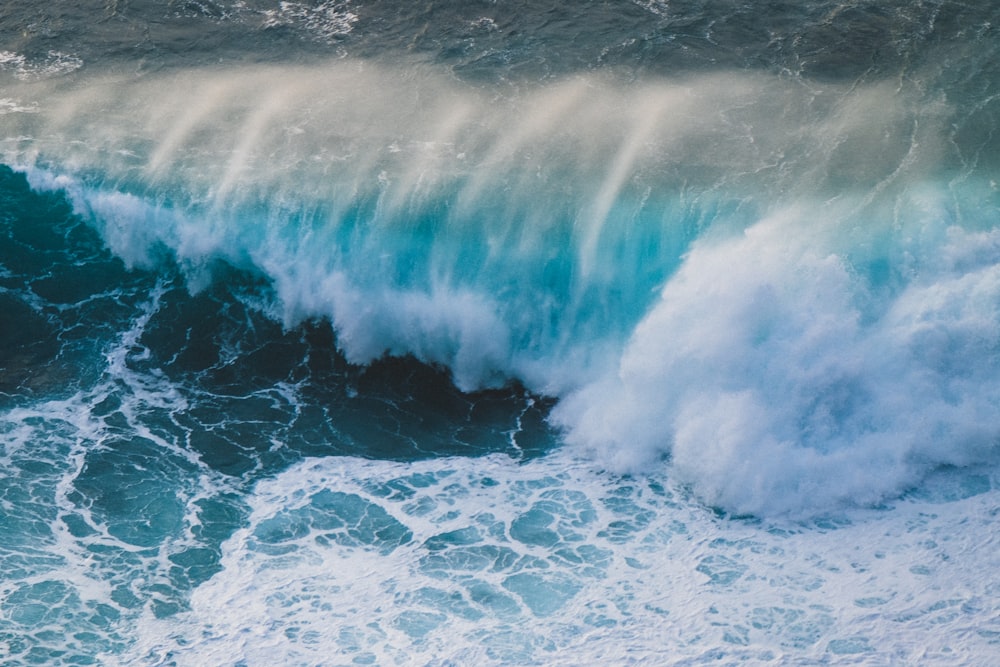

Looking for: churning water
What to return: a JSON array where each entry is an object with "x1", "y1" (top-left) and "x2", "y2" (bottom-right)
[{"x1": 1, "y1": 1, "x2": 999, "y2": 664}]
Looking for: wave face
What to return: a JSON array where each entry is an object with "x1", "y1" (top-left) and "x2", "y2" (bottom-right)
[{"x1": 1, "y1": 1, "x2": 1000, "y2": 664}]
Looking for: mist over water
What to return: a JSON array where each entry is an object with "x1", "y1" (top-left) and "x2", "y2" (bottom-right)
[{"x1": 2, "y1": 1, "x2": 1000, "y2": 664}]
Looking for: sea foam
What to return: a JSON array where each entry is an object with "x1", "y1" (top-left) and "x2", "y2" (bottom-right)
[{"x1": 554, "y1": 198, "x2": 1000, "y2": 516}]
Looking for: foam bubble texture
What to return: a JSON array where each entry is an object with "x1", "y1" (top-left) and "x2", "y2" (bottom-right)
[
  {"x1": 118, "y1": 453, "x2": 1000, "y2": 665},
  {"x1": 555, "y1": 195, "x2": 1000, "y2": 516}
]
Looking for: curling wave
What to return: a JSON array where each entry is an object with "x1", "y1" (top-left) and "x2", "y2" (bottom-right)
[{"x1": 3, "y1": 59, "x2": 999, "y2": 516}]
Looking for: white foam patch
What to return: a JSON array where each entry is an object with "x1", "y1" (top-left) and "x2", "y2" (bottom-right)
[
  {"x1": 260, "y1": 1, "x2": 358, "y2": 43},
  {"x1": 0, "y1": 50, "x2": 82, "y2": 81},
  {"x1": 0, "y1": 290, "x2": 240, "y2": 663},
  {"x1": 554, "y1": 199, "x2": 1000, "y2": 517},
  {"x1": 266, "y1": 263, "x2": 513, "y2": 391},
  {"x1": 117, "y1": 452, "x2": 1000, "y2": 665}
]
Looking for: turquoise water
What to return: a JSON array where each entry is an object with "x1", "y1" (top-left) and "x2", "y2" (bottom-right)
[{"x1": 1, "y1": 1, "x2": 1000, "y2": 664}]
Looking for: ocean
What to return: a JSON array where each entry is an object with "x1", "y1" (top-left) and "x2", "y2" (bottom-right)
[{"x1": 1, "y1": 1, "x2": 999, "y2": 664}]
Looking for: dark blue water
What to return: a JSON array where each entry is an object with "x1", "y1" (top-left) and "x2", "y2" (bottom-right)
[{"x1": 1, "y1": 1, "x2": 1000, "y2": 664}]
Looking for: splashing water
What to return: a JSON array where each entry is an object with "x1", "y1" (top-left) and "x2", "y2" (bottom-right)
[{"x1": 2, "y1": 2, "x2": 1000, "y2": 664}]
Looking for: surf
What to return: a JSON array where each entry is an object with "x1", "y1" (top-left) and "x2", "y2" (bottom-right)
[{"x1": 2, "y1": 58, "x2": 999, "y2": 516}]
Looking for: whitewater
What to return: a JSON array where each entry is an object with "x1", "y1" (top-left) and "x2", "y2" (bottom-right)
[{"x1": 1, "y1": 1, "x2": 999, "y2": 664}]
